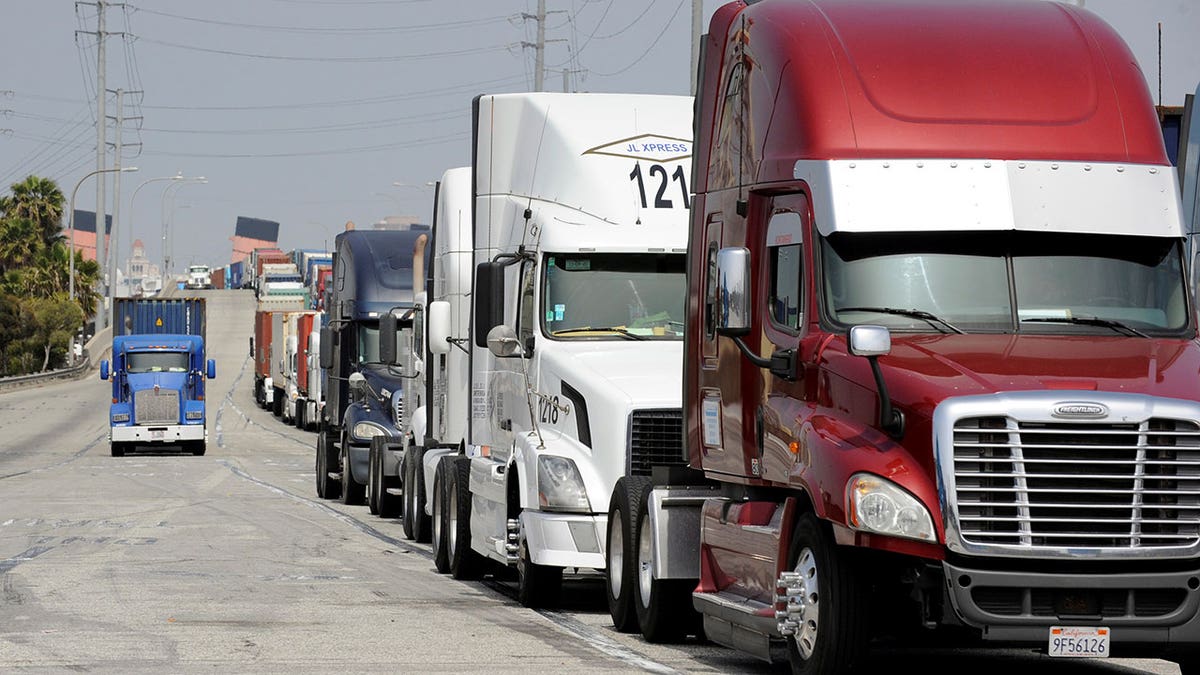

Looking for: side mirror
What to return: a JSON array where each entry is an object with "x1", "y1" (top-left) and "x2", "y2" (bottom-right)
[
  {"x1": 428, "y1": 300, "x2": 451, "y2": 355},
  {"x1": 486, "y1": 324, "x2": 522, "y2": 358},
  {"x1": 100, "y1": 360, "x2": 109, "y2": 380},
  {"x1": 474, "y1": 262, "x2": 506, "y2": 348},
  {"x1": 849, "y1": 325, "x2": 892, "y2": 357},
  {"x1": 207, "y1": 359, "x2": 217, "y2": 379},
  {"x1": 319, "y1": 325, "x2": 333, "y2": 369},
  {"x1": 380, "y1": 312, "x2": 398, "y2": 365},
  {"x1": 716, "y1": 247, "x2": 751, "y2": 337}
]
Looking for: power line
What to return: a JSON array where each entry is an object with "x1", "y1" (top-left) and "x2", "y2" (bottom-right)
[
  {"x1": 132, "y1": 7, "x2": 511, "y2": 35},
  {"x1": 135, "y1": 36, "x2": 511, "y2": 62},
  {"x1": 139, "y1": 131, "x2": 469, "y2": 159},
  {"x1": 589, "y1": 0, "x2": 685, "y2": 77}
]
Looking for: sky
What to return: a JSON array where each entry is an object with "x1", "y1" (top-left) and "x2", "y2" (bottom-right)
[{"x1": 1, "y1": 0, "x2": 1199, "y2": 275}]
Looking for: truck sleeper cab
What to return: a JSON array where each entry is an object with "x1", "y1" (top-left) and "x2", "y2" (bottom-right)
[{"x1": 618, "y1": 1, "x2": 1200, "y2": 673}]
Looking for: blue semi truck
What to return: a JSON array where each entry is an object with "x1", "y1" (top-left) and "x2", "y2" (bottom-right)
[{"x1": 101, "y1": 298, "x2": 215, "y2": 457}]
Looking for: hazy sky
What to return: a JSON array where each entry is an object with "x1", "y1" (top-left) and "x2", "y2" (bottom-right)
[{"x1": 1, "y1": 0, "x2": 1198, "y2": 272}]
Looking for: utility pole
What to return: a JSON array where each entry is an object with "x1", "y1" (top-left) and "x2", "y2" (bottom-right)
[
  {"x1": 106, "y1": 87, "x2": 142, "y2": 300},
  {"x1": 76, "y1": 0, "x2": 127, "y2": 329},
  {"x1": 521, "y1": 0, "x2": 566, "y2": 92}
]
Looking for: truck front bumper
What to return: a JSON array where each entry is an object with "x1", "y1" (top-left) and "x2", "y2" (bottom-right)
[
  {"x1": 111, "y1": 425, "x2": 206, "y2": 443},
  {"x1": 944, "y1": 560, "x2": 1200, "y2": 645},
  {"x1": 521, "y1": 510, "x2": 606, "y2": 570}
]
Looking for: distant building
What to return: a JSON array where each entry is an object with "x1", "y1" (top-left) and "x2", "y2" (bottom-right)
[
  {"x1": 229, "y1": 216, "x2": 280, "y2": 263},
  {"x1": 68, "y1": 210, "x2": 112, "y2": 261}
]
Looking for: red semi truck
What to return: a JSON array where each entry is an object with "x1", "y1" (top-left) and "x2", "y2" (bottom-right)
[{"x1": 607, "y1": 1, "x2": 1200, "y2": 672}]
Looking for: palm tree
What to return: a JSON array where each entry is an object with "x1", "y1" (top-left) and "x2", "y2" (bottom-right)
[
  {"x1": 0, "y1": 175, "x2": 65, "y2": 246},
  {"x1": 0, "y1": 217, "x2": 44, "y2": 274}
]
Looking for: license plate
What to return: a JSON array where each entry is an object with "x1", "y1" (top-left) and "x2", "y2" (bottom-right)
[
  {"x1": 151, "y1": 429, "x2": 164, "y2": 440},
  {"x1": 1048, "y1": 626, "x2": 1109, "y2": 658}
]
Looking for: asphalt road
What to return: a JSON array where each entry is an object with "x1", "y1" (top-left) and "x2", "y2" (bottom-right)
[{"x1": 0, "y1": 289, "x2": 1187, "y2": 674}]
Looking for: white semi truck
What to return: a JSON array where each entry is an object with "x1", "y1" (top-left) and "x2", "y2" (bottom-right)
[{"x1": 387, "y1": 92, "x2": 693, "y2": 607}]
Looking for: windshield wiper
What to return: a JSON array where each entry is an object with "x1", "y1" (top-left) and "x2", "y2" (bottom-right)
[
  {"x1": 1021, "y1": 315, "x2": 1149, "y2": 338},
  {"x1": 835, "y1": 306, "x2": 965, "y2": 334},
  {"x1": 552, "y1": 326, "x2": 646, "y2": 340}
]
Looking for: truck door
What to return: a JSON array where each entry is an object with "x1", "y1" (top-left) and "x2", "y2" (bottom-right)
[{"x1": 754, "y1": 193, "x2": 813, "y2": 485}]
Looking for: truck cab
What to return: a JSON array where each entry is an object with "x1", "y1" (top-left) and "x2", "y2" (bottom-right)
[
  {"x1": 617, "y1": 1, "x2": 1200, "y2": 672},
  {"x1": 315, "y1": 227, "x2": 430, "y2": 510},
  {"x1": 185, "y1": 264, "x2": 212, "y2": 290},
  {"x1": 102, "y1": 298, "x2": 215, "y2": 457}
]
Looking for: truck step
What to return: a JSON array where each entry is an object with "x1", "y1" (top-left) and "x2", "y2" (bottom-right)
[{"x1": 385, "y1": 488, "x2": 403, "y2": 496}]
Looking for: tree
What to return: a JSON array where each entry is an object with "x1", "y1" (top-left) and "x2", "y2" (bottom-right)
[
  {"x1": 0, "y1": 217, "x2": 44, "y2": 274},
  {"x1": 0, "y1": 175, "x2": 65, "y2": 246},
  {"x1": 24, "y1": 295, "x2": 82, "y2": 372}
]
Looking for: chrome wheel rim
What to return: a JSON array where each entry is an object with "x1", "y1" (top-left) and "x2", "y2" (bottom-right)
[
  {"x1": 608, "y1": 510, "x2": 624, "y2": 599},
  {"x1": 637, "y1": 511, "x2": 654, "y2": 608}
]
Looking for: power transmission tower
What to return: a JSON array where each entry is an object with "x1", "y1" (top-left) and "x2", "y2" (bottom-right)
[{"x1": 75, "y1": 0, "x2": 127, "y2": 329}]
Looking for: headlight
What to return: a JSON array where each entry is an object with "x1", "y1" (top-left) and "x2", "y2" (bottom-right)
[
  {"x1": 846, "y1": 473, "x2": 936, "y2": 542},
  {"x1": 185, "y1": 411, "x2": 203, "y2": 420},
  {"x1": 537, "y1": 455, "x2": 590, "y2": 512},
  {"x1": 352, "y1": 421, "x2": 388, "y2": 441},
  {"x1": 111, "y1": 413, "x2": 130, "y2": 423}
]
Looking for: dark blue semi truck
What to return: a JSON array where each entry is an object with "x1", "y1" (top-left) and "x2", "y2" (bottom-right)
[
  {"x1": 101, "y1": 298, "x2": 216, "y2": 457},
  {"x1": 315, "y1": 227, "x2": 429, "y2": 512}
]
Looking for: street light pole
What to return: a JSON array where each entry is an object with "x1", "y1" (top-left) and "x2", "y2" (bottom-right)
[
  {"x1": 160, "y1": 177, "x2": 206, "y2": 285},
  {"x1": 69, "y1": 165, "x2": 137, "y2": 304},
  {"x1": 123, "y1": 172, "x2": 184, "y2": 297}
]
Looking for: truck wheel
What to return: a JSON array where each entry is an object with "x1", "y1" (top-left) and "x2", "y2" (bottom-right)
[
  {"x1": 606, "y1": 475, "x2": 651, "y2": 632},
  {"x1": 191, "y1": 441, "x2": 206, "y2": 457},
  {"x1": 634, "y1": 483, "x2": 699, "y2": 642},
  {"x1": 780, "y1": 512, "x2": 868, "y2": 675},
  {"x1": 315, "y1": 430, "x2": 341, "y2": 500},
  {"x1": 272, "y1": 389, "x2": 284, "y2": 417},
  {"x1": 431, "y1": 456, "x2": 452, "y2": 573},
  {"x1": 340, "y1": 433, "x2": 366, "y2": 505},
  {"x1": 295, "y1": 404, "x2": 305, "y2": 429},
  {"x1": 367, "y1": 437, "x2": 382, "y2": 515},
  {"x1": 402, "y1": 446, "x2": 432, "y2": 542},
  {"x1": 110, "y1": 442, "x2": 125, "y2": 457},
  {"x1": 448, "y1": 456, "x2": 485, "y2": 580},
  {"x1": 370, "y1": 437, "x2": 401, "y2": 518},
  {"x1": 517, "y1": 535, "x2": 562, "y2": 609}
]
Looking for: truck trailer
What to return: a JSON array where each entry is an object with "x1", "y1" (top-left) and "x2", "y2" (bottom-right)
[
  {"x1": 614, "y1": 1, "x2": 1200, "y2": 672},
  {"x1": 102, "y1": 298, "x2": 215, "y2": 457}
]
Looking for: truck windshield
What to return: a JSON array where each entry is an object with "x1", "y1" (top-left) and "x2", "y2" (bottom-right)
[
  {"x1": 822, "y1": 231, "x2": 1188, "y2": 336},
  {"x1": 127, "y1": 351, "x2": 189, "y2": 373},
  {"x1": 544, "y1": 253, "x2": 685, "y2": 339}
]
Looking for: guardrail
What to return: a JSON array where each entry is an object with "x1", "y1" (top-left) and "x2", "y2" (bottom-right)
[{"x1": 0, "y1": 325, "x2": 111, "y2": 393}]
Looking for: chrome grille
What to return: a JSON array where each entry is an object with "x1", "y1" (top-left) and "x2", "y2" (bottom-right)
[
  {"x1": 951, "y1": 415, "x2": 1200, "y2": 550},
  {"x1": 628, "y1": 409, "x2": 684, "y2": 476},
  {"x1": 134, "y1": 388, "x2": 180, "y2": 425}
]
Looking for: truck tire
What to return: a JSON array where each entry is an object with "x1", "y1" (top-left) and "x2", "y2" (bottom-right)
[
  {"x1": 402, "y1": 445, "x2": 432, "y2": 543},
  {"x1": 448, "y1": 456, "x2": 485, "y2": 580},
  {"x1": 517, "y1": 535, "x2": 562, "y2": 609},
  {"x1": 272, "y1": 388, "x2": 284, "y2": 417},
  {"x1": 294, "y1": 403, "x2": 305, "y2": 429},
  {"x1": 431, "y1": 456, "x2": 452, "y2": 573},
  {"x1": 315, "y1": 430, "x2": 341, "y2": 500},
  {"x1": 190, "y1": 441, "x2": 206, "y2": 457},
  {"x1": 781, "y1": 512, "x2": 868, "y2": 675},
  {"x1": 110, "y1": 442, "x2": 126, "y2": 457},
  {"x1": 634, "y1": 482, "x2": 699, "y2": 642},
  {"x1": 606, "y1": 475, "x2": 651, "y2": 632},
  {"x1": 369, "y1": 437, "x2": 401, "y2": 518},
  {"x1": 340, "y1": 432, "x2": 366, "y2": 505}
]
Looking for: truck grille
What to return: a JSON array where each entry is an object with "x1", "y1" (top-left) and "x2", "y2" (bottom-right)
[
  {"x1": 951, "y1": 416, "x2": 1200, "y2": 550},
  {"x1": 135, "y1": 388, "x2": 180, "y2": 425},
  {"x1": 628, "y1": 409, "x2": 684, "y2": 476}
]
